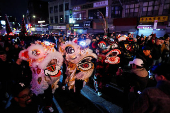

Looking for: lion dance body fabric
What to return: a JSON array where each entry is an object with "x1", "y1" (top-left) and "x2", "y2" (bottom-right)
[{"x1": 19, "y1": 41, "x2": 63, "y2": 95}]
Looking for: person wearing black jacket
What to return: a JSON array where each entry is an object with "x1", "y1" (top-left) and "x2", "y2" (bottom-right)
[
  {"x1": 10, "y1": 58, "x2": 32, "y2": 84},
  {"x1": 5, "y1": 81, "x2": 44, "y2": 113},
  {"x1": 130, "y1": 63, "x2": 170, "y2": 113},
  {"x1": 151, "y1": 38, "x2": 162, "y2": 65},
  {"x1": 116, "y1": 58, "x2": 149, "y2": 113},
  {"x1": 136, "y1": 46, "x2": 153, "y2": 71},
  {"x1": 0, "y1": 51, "x2": 14, "y2": 110}
]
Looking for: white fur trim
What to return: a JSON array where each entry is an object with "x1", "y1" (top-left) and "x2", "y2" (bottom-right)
[
  {"x1": 27, "y1": 44, "x2": 46, "y2": 59},
  {"x1": 38, "y1": 51, "x2": 63, "y2": 69},
  {"x1": 19, "y1": 50, "x2": 28, "y2": 61}
]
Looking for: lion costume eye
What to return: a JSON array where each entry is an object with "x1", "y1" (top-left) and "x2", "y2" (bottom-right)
[
  {"x1": 78, "y1": 56, "x2": 94, "y2": 71},
  {"x1": 32, "y1": 49, "x2": 41, "y2": 56},
  {"x1": 65, "y1": 46, "x2": 75, "y2": 54}
]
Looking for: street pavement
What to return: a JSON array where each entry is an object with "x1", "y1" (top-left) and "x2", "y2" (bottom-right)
[
  {"x1": 53, "y1": 81, "x2": 123, "y2": 113},
  {"x1": 4, "y1": 76, "x2": 124, "y2": 113}
]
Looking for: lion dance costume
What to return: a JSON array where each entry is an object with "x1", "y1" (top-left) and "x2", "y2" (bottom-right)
[
  {"x1": 59, "y1": 38, "x2": 97, "y2": 93},
  {"x1": 19, "y1": 41, "x2": 63, "y2": 95}
]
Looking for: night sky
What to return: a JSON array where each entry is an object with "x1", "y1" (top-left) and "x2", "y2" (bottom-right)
[{"x1": 0, "y1": 0, "x2": 53, "y2": 23}]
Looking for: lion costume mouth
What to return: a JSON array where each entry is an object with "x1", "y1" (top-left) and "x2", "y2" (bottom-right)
[
  {"x1": 105, "y1": 49, "x2": 121, "y2": 64},
  {"x1": 44, "y1": 65, "x2": 61, "y2": 77}
]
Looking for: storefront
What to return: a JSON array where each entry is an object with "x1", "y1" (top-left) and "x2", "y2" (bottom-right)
[
  {"x1": 137, "y1": 25, "x2": 166, "y2": 37},
  {"x1": 137, "y1": 16, "x2": 168, "y2": 37},
  {"x1": 49, "y1": 25, "x2": 66, "y2": 35},
  {"x1": 69, "y1": 23, "x2": 87, "y2": 35}
]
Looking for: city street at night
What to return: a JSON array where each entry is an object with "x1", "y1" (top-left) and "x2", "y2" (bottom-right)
[{"x1": 1, "y1": 0, "x2": 170, "y2": 113}]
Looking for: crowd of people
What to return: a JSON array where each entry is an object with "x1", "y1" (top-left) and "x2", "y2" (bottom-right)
[{"x1": 0, "y1": 32, "x2": 170, "y2": 113}]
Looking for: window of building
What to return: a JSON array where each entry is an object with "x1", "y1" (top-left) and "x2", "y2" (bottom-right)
[
  {"x1": 54, "y1": 6, "x2": 58, "y2": 13},
  {"x1": 60, "y1": 15, "x2": 63, "y2": 23},
  {"x1": 89, "y1": 8, "x2": 106, "y2": 19},
  {"x1": 65, "y1": 3, "x2": 69, "y2": 11},
  {"x1": 125, "y1": 3, "x2": 139, "y2": 17},
  {"x1": 73, "y1": 11, "x2": 86, "y2": 20},
  {"x1": 163, "y1": 0, "x2": 170, "y2": 15},
  {"x1": 142, "y1": 1, "x2": 159, "y2": 16},
  {"x1": 65, "y1": 15, "x2": 69, "y2": 23},
  {"x1": 55, "y1": 16, "x2": 58, "y2": 23},
  {"x1": 50, "y1": 7, "x2": 53, "y2": 13},
  {"x1": 111, "y1": 6, "x2": 122, "y2": 18},
  {"x1": 50, "y1": 17, "x2": 53, "y2": 24},
  {"x1": 112, "y1": 0, "x2": 120, "y2": 4},
  {"x1": 59, "y1": 4, "x2": 63, "y2": 12}
]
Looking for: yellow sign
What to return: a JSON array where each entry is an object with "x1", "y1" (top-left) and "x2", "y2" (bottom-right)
[{"x1": 140, "y1": 16, "x2": 168, "y2": 23}]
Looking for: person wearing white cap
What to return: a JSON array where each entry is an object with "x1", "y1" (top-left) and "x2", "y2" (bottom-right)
[
  {"x1": 131, "y1": 63, "x2": 170, "y2": 113},
  {"x1": 116, "y1": 58, "x2": 149, "y2": 113},
  {"x1": 129, "y1": 58, "x2": 144, "y2": 68}
]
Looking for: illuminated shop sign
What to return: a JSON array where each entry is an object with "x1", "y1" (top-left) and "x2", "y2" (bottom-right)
[
  {"x1": 93, "y1": 0, "x2": 108, "y2": 8},
  {"x1": 140, "y1": 16, "x2": 168, "y2": 23},
  {"x1": 84, "y1": 21, "x2": 91, "y2": 28},
  {"x1": 106, "y1": 6, "x2": 109, "y2": 18},
  {"x1": 74, "y1": 24, "x2": 79, "y2": 26},
  {"x1": 38, "y1": 21, "x2": 45, "y2": 23}
]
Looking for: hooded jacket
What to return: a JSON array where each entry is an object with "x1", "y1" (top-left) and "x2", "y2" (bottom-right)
[{"x1": 130, "y1": 68, "x2": 149, "y2": 91}]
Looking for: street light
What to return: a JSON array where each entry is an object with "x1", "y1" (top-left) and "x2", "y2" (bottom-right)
[{"x1": 33, "y1": 15, "x2": 36, "y2": 27}]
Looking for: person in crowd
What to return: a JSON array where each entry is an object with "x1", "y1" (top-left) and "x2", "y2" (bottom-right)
[
  {"x1": 4, "y1": 45, "x2": 13, "y2": 61},
  {"x1": 57, "y1": 36, "x2": 65, "y2": 50},
  {"x1": 5, "y1": 81, "x2": 44, "y2": 113},
  {"x1": 90, "y1": 36, "x2": 101, "y2": 52},
  {"x1": 136, "y1": 46, "x2": 153, "y2": 71},
  {"x1": 146, "y1": 34, "x2": 156, "y2": 47},
  {"x1": 12, "y1": 43, "x2": 22, "y2": 61},
  {"x1": 116, "y1": 58, "x2": 149, "y2": 113},
  {"x1": 4, "y1": 37, "x2": 13, "y2": 50},
  {"x1": 128, "y1": 33, "x2": 132, "y2": 38},
  {"x1": 38, "y1": 35, "x2": 44, "y2": 42},
  {"x1": 151, "y1": 37, "x2": 162, "y2": 65},
  {"x1": 130, "y1": 63, "x2": 170, "y2": 113},
  {"x1": 137, "y1": 36, "x2": 145, "y2": 51},
  {"x1": 161, "y1": 36, "x2": 170, "y2": 63},
  {"x1": 10, "y1": 58, "x2": 32, "y2": 84},
  {"x1": 19, "y1": 40, "x2": 26, "y2": 50},
  {"x1": 0, "y1": 51, "x2": 14, "y2": 101}
]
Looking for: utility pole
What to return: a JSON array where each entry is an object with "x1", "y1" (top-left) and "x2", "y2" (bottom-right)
[{"x1": 97, "y1": 10, "x2": 107, "y2": 35}]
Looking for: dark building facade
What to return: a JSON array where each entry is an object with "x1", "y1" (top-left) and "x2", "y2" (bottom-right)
[
  {"x1": 26, "y1": 0, "x2": 49, "y2": 34},
  {"x1": 48, "y1": 0, "x2": 170, "y2": 37}
]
